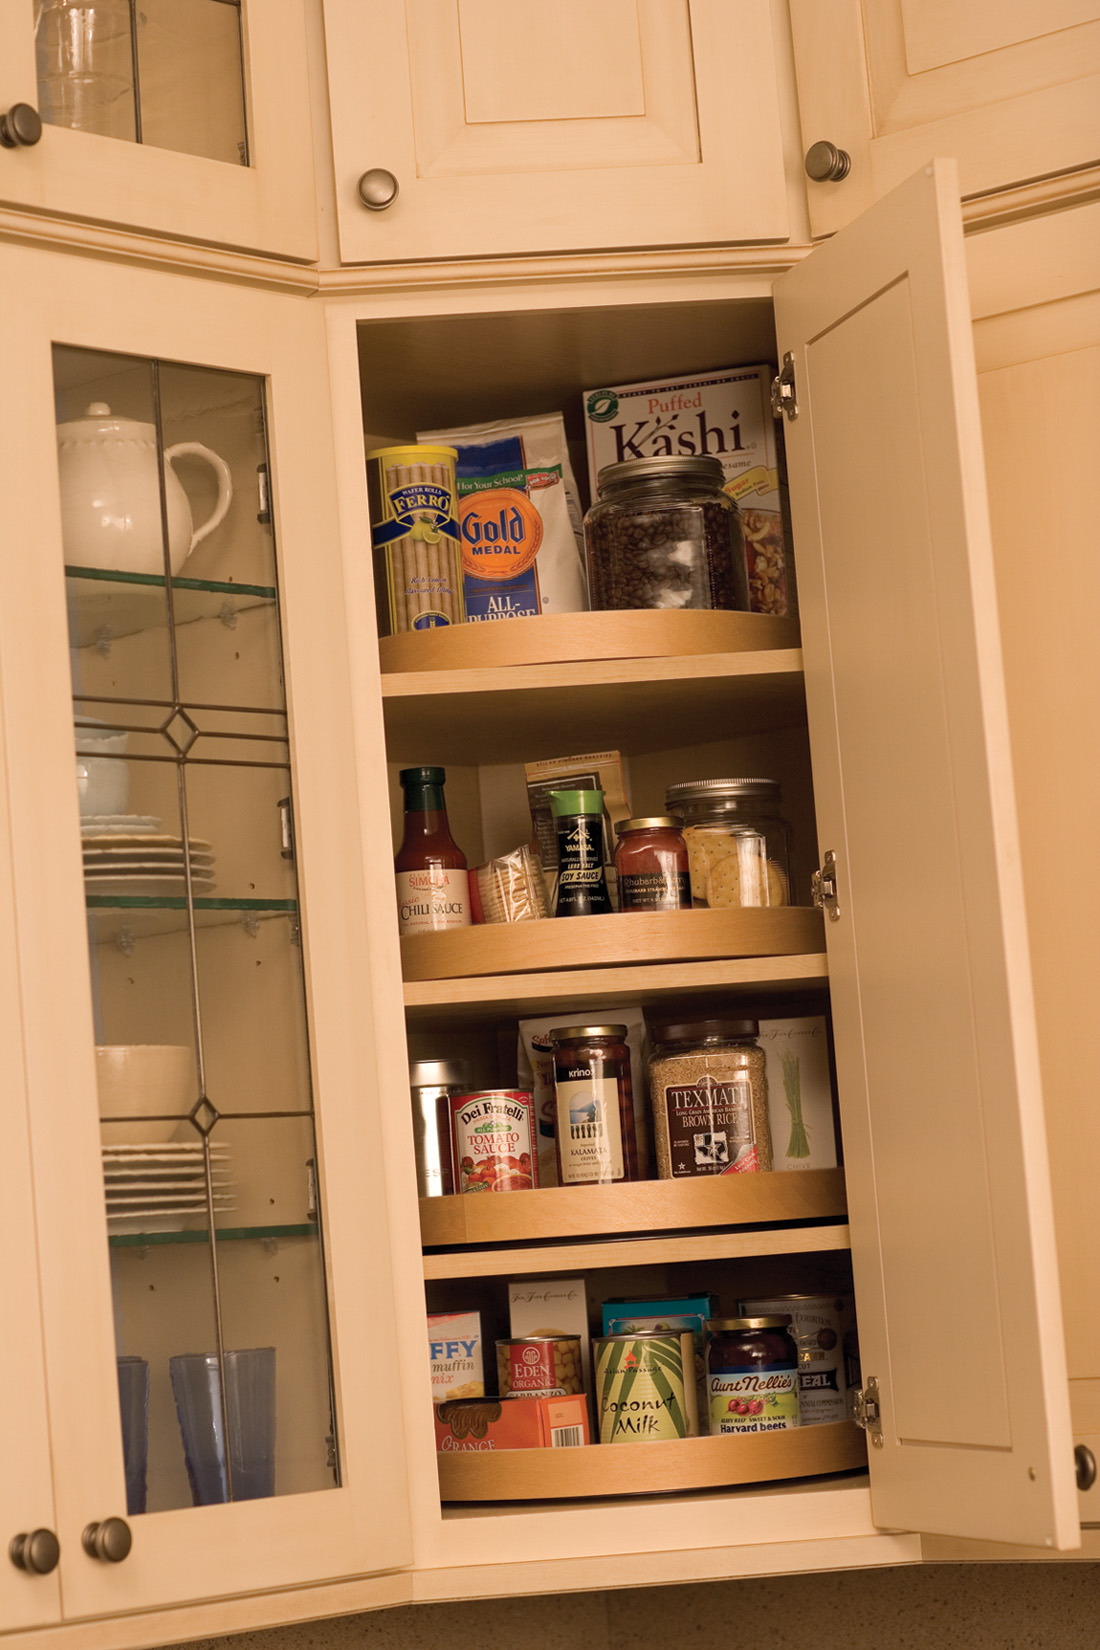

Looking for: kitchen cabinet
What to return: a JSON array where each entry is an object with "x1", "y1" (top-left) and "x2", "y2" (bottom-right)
[
  {"x1": 322, "y1": 157, "x2": 1080, "y2": 1598},
  {"x1": 320, "y1": 0, "x2": 790, "y2": 264},
  {"x1": 0, "y1": 0, "x2": 317, "y2": 259},
  {"x1": 788, "y1": 0, "x2": 1100, "y2": 237},
  {"x1": 0, "y1": 238, "x2": 410, "y2": 1625}
]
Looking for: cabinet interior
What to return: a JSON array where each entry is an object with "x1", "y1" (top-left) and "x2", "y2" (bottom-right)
[{"x1": 351, "y1": 291, "x2": 871, "y2": 1518}]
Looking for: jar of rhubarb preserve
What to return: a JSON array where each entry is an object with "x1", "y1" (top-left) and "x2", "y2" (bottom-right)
[
  {"x1": 705, "y1": 1316, "x2": 800, "y2": 1434},
  {"x1": 613, "y1": 817, "x2": 691, "y2": 912},
  {"x1": 647, "y1": 1018, "x2": 772, "y2": 1178},
  {"x1": 665, "y1": 777, "x2": 793, "y2": 908},
  {"x1": 549, "y1": 1024, "x2": 639, "y2": 1185},
  {"x1": 583, "y1": 455, "x2": 749, "y2": 612}
]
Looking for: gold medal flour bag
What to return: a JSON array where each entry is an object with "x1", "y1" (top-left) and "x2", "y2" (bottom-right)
[{"x1": 416, "y1": 413, "x2": 588, "y2": 622}]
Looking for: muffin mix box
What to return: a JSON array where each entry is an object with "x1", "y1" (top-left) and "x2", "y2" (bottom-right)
[
  {"x1": 427, "y1": 1310, "x2": 484, "y2": 1402},
  {"x1": 582, "y1": 364, "x2": 794, "y2": 616}
]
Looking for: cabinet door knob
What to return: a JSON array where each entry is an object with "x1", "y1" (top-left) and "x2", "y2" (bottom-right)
[
  {"x1": 9, "y1": 1529, "x2": 60, "y2": 1575},
  {"x1": 804, "y1": 140, "x2": 851, "y2": 182},
  {"x1": 357, "y1": 168, "x2": 399, "y2": 211},
  {"x1": 1076, "y1": 1444, "x2": 1097, "y2": 1492},
  {"x1": 81, "y1": 1518, "x2": 132, "y2": 1563},
  {"x1": 0, "y1": 104, "x2": 44, "y2": 149}
]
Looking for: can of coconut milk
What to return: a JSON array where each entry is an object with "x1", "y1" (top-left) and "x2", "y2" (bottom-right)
[{"x1": 593, "y1": 1330, "x2": 698, "y2": 1443}]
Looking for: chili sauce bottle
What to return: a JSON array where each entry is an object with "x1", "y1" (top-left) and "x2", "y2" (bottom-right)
[
  {"x1": 547, "y1": 788, "x2": 613, "y2": 917},
  {"x1": 395, "y1": 765, "x2": 470, "y2": 936}
]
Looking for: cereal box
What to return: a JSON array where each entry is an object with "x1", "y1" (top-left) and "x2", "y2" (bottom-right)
[
  {"x1": 427, "y1": 1310, "x2": 484, "y2": 1402},
  {"x1": 582, "y1": 364, "x2": 794, "y2": 616},
  {"x1": 434, "y1": 1393, "x2": 590, "y2": 1451}
]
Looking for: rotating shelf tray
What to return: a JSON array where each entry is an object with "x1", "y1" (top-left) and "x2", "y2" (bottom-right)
[{"x1": 436, "y1": 1421, "x2": 866, "y2": 1502}]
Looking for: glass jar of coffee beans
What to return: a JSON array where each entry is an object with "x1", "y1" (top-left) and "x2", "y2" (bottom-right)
[{"x1": 583, "y1": 455, "x2": 750, "y2": 612}]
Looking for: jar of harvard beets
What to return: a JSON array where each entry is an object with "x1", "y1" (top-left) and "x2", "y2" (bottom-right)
[
  {"x1": 613, "y1": 817, "x2": 691, "y2": 912},
  {"x1": 705, "y1": 1316, "x2": 800, "y2": 1434},
  {"x1": 583, "y1": 455, "x2": 749, "y2": 612}
]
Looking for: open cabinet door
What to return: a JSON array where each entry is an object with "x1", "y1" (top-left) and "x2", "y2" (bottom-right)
[{"x1": 773, "y1": 160, "x2": 1079, "y2": 1548}]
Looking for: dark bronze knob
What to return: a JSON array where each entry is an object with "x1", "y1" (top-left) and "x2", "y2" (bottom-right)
[
  {"x1": 357, "y1": 168, "x2": 399, "y2": 211},
  {"x1": 81, "y1": 1518, "x2": 131, "y2": 1563},
  {"x1": 804, "y1": 140, "x2": 851, "y2": 182},
  {"x1": 9, "y1": 1529, "x2": 60, "y2": 1575},
  {"x1": 1076, "y1": 1444, "x2": 1097, "y2": 1492},
  {"x1": 0, "y1": 104, "x2": 44, "y2": 149}
]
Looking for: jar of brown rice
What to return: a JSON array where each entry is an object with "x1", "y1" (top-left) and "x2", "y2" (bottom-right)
[{"x1": 647, "y1": 1018, "x2": 771, "y2": 1178}]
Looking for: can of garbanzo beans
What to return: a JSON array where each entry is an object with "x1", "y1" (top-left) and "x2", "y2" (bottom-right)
[
  {"x1": 497, "y1": 1336, "x2": 583, "y2": 1399},
  {"x1": 594, "y1": 1330, "x2": 698, "y2": 1442}
]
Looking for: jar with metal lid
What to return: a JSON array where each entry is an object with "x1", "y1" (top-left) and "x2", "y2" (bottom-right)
[
  {"x1": 665, "y1": 777, "x2": 792, "y2": 908},
  {"x1": 613, "y1": 816, "x2": 691, "y2": 912},
  {"x1": 549, "y1": 1024, "x2": 640, "y2": 1185},
  {"x1": 409, "y1": 1058, "x2": 470, "y2": 1197},
  {"x1": 647, "y1": 1018, "x2": 771, "y2": 1178},
  {"x1": 583, "y1": 455, "x2": 749, "y2": 613},
  {"x1": 705, "y1": 1316, "x2": 800, "y2": 1433}
]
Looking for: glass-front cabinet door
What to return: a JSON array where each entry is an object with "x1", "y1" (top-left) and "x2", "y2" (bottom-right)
[
  {"x1": 0, "y1": 1, "x2": 317, "y2": 259},
  {"x1": 0, "y1": 239, "x2": 410, "y2": 1618}
]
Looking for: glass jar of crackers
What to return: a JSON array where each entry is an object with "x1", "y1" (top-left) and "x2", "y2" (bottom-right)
[{"x1": 665, "y1": 778, "x2": 792, "y2": 909}]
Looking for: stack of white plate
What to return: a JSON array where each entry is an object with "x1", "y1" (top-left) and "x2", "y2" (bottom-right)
[
  {"x1": 83, "y1": 819, "x2": 217, "y2": 898},
  {"x1": 103, "y1": 1142, "x2": 235, "y2": 1234}
]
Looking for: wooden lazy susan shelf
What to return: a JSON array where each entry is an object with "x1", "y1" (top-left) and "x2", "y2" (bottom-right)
[
  {"x1": 379, "y1": 609, "x2": 800, "y2": 674},
  {"x1": 402, "y1": 906, "x2": 825, "y2": 982},
  {"x1": 437, "y1": 1421, "x2": 866, "y2": 1502},
  {"x1": 419, "y1": 1168, "x2": 847, "y2": 1249}
]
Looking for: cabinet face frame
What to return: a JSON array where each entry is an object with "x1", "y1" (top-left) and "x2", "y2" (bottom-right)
[
  {"x1": 330, "y1": 163, "x2": 1076, "y2": 1581},
  {"x1": 0, "y1": 0, "x2": 318, "y2": 260},
  {"x1": 788, "y1": 0, "x2": 1100, "y2": 237},
  {"x1": 0, "y1": 240, "x2": 410, "y2": 1618}
]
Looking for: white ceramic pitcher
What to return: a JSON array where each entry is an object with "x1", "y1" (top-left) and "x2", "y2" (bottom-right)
[{"x1": 57, "y1": 402, "x2": 233, "y2": 577}]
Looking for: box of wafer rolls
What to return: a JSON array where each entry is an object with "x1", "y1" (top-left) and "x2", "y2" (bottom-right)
[{"x1": 367, "y1": 443, "x2": 465, "y2": 633}]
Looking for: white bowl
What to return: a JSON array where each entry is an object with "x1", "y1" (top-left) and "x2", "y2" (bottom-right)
[{"x1": 96, "y1": 1044, "x2": 197, "y2": 1145}]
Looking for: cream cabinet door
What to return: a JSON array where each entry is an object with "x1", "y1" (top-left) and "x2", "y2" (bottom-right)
[
  {"x1": 774, "y1": 159, "x2": 1078, "y2": 1547},
  {"x1": 0, "y1": 1, "x2": 317, "y2": 259},
  {"x1": 0, "y1": 240, "x2": 411, "y2": 1617},
  {"x1": 322, "y1": 0, "x2": 788, "y2": 263},
  {"x1": 788, "y1": 0, "x2": 1100, "y2": 235}
]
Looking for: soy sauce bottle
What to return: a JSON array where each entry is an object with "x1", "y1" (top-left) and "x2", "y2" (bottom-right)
[
  {"x1": 548, "y1": 789, "x2": 612, "y2": 917},
  {"x1": 395, "y1": 766, "x2": 470, "y2": 936}
]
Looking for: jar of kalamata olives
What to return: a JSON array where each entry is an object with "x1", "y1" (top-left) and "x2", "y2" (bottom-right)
[
  {"x1": 665, "y1": 777, "x2": 793, "y2": 908},
  {"x1": 583, "y1": 455, "x2": 749, "y2": 613},
  {"x1": 705, "y1": 1316, "x2": 800, "y2": 1434}
]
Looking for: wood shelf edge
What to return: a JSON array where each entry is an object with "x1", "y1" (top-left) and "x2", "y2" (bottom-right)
[{"x1": 436, "y1": 1421, "x2": 867, "y2": 1502}]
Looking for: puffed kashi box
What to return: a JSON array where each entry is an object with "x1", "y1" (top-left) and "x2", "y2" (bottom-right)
[
  {"x1": 435, "y1": 1394, "x2": 590, "y2": 1451},
  {"x1": 581, "y1": 363, "x2": 794, "y2": 617}
]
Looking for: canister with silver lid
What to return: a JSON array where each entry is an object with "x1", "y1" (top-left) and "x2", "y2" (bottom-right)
[
  {"x1": 409, "y1": 1058, "x2": 470, "y2": 1197},
  {"x1": 582, "y1": 453, "x2": 749, "y2": 613},
  {"x1": 665, "y1": 777, "x2": 793, "y2": 908}
]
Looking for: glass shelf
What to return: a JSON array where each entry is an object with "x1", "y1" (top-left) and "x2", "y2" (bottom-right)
[
  {"x1": 67, "y1": 565, "x2": 277, "y2": 648},
  {"x1": 86, "y1": 897, "x2": 297, "y2": 943},
  {"x1": 109, "y1": 1223, "x2": 318, "y2": 1250}
]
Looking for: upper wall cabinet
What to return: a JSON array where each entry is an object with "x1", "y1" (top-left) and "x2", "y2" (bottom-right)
[
  {"x1": 788, "y1": 0, "x2": 1100, "y2": 236},
  {"x1": 321, "y1": 0, "x2": 790, "y2": 264},
  {"x1": 0, "y1": 1, "x2": 318, "y2": 260}
]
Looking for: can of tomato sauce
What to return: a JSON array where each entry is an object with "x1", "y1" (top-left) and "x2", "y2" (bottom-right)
[{"x1": 449, "y1": 1090, "x2": 538, "y2": 1193}]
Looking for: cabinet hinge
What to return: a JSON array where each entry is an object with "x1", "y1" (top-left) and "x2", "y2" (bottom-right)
[
  {"x1": 771, "y1": 352, "x2": 798, "y2": 421},
  {"x1": 811, "y1": 849, "x2": 841, "y2": 921},
  {"x1": 853, "y1": 1375, "x2": 884, "y2": 1447}
]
